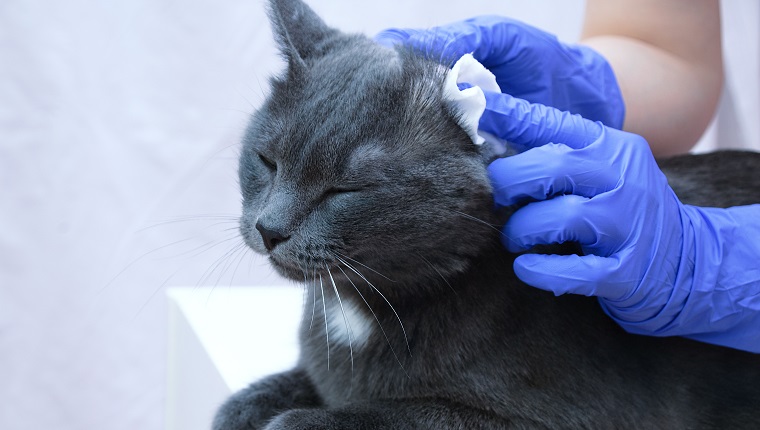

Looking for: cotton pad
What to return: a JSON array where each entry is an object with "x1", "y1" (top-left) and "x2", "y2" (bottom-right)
[{"x1": 442, "y1": 54, "x2": 502, "y2": 145}]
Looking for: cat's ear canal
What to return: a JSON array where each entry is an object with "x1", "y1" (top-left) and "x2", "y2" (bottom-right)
[
  {"x1": 268, "y1": 0, "x2": 339, "y2": 73},
  {"x1": 476, "y1": 138, "x2": 516, "y2": 165}
]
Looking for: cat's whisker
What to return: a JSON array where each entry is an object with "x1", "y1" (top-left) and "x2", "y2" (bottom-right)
[
  {"x1": 213, "y1": 241, "x2": 247, "y2": 286},
  {"x1": 309, "y1": 270, "x2": 317, "y2": 334},
  {"x1": 199, "y1": 247, "x2": 235, "y2": 290},
  {"x1": 136, "y1": 214, "x2": 240, "y2": 233},
  {"x1": 447, "y1": 209, "x2": 505, "y2": 235},
  {"x1": 223, "y1": 240, "x2": 252, "y2": 287},
  {"x1": 298, "y1": 263, "x2": 307, "y2": 321},
  {"x1": 98, "y1": 236, "x2": 198, "y2": 294},
  {"x1": 196, "y1": 140, "x2": 245, "y2": 175},
  {"x1": 303, "y1": 264, "x2": 317, "y2": 334},
  {"x1": 336, "y1": 256, "x2": 411, "y2": 357},
  {"x1": 209, "y1": 242, "x2": 242, "y2": 289},
  {"x1": 132, "y1": 265, "x2": 186, "y2": 319},
  {"x1": 327, "y1": 265, "x2": 354, "y2": 379},
  {"x1": 319, "y1": 273, "x2": 330, "y2": 370},
  {"x1": 102, "y1": 228, "x2": 241, "y2": 297},
  {"x1": 161, "y1": 233, "x2": 243, "y2": 262},
  {"x1": 416, "y1": 253, "x2": 457, "y2": 295},
  {"x1": 197, "y1": 238, "x2": 248, "y2": 288},
  {"x1": 334, "y1": 251, "x2": 396, "y2": 283},
  {"x1": 337, "y1": 265, "x2": 410, "y2": 378}
]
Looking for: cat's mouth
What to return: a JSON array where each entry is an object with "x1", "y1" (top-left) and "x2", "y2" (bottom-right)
[
  {"x1": 268, "y1": 255, "x2": 306, "y2": 279},
  {"x1": 267, "y1": 253, "x2": 343, "y2": 281}
]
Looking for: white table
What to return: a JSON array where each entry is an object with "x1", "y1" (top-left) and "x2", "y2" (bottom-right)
[{"x1": 166, "y1": 286, "x2": 303, "y2": 430}]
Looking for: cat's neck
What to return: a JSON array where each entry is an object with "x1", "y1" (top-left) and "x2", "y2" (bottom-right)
[
  {"x1": 306, "y1": 244, "x2": 527, "y2": 326},
  {"x1": 298, "y1": 245, "x2": 562, "y2": 377}
]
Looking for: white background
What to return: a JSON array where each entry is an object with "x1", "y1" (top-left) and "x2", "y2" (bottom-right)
[{"x1": 2, "y1": 1, "x2": 757, "y2": 429}]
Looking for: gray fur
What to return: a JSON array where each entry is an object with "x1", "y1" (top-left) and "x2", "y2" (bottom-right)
[{"x1": 215, "y1": 0, "x2": 760, "y2": 428}]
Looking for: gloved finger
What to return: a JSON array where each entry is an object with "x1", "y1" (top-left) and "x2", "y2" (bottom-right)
[
  {"x1": 374, "y1": 28, "x2": 416, "y2": 48},
  {"x1": 502, "y1": 194, "x2": 624, "y2": 253},
  {"x1": 376, "y1": 17, "x2": 559, "y2": 70},
  {"x1": 513, "y1": 253, "x2": 634, "y2": 300},
  {"x1": 375, "y1": 17, "x2": 524, "y2": 68},
  {"x1": 376, "y1": 18, "x2": 491, "y2": 66},
  {"x1": 488, "y1": 143, "x2": 618, "y2": 207},
  {"x1": 480, "y1": 90, "x2": 603, "y2": 150},
  {"x1": 374, "y1": 27, "x2": 466, "y2": 66}
]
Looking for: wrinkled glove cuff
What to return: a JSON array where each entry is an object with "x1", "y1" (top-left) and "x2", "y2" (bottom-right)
[{"x1": 601, "y1": 204, "x2": 760, "y2": 353}]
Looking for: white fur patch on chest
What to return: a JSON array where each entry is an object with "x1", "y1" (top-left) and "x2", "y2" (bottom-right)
[{"x1": 325, "y1": 298, "x2": 372, "y2": 349}]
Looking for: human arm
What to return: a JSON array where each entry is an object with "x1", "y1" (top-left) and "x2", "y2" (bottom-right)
[
  {"x1": 480, "y1": 91, "x2": 760, "y2": 353},
  {"x1": 580, "y1": 0, "x2": 723, "y2": 156}
]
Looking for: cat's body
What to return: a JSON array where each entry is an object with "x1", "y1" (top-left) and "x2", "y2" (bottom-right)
[{"x1": 215, "y1": 0, "x2": 760, "y2": 428}]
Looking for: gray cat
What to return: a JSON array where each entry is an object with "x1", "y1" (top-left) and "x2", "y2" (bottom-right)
[{"x1": 214, "y1": 0, "x2": 760, "y2": 428}]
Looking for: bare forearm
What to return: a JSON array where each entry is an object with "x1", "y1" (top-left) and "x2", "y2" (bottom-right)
[{"x1": 580, "y1": 0, "x2": 722, "y2": 156}]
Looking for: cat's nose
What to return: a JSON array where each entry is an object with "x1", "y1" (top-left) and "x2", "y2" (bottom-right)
[{"x1": 255, "y1": 221, "x2": 290, "y2": 251}]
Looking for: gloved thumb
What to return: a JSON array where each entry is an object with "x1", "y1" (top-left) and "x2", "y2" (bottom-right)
[{"x1": 374, "y1": 28, "x2": 415, "y2": 48}]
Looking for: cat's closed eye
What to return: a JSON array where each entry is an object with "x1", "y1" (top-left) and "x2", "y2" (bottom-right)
[
  {"x1": 324, "y1": 186, "x2": 363, "y2": 195},
  {"x1": 258, "y1": 153, "x2": 277, "y2": 171},
  {"x1": 322, "y1": 186, "x2": 366, "y2": 201}
]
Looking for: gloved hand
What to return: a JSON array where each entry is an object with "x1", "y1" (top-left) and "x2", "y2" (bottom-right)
[
  {"x1": 375, "y1": 15, "x2": 625, "y2": 128},
  {"x1": 481, "y1": 91, "x2": 760, "y2": 353}
]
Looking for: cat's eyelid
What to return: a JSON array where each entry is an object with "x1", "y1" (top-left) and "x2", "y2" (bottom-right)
[
  {"x1": 325, "y1": 184, "x2": 370, "y2": 196},
  {"x1": 326, "y1": 186, "x2": 363, "y2": 194},
  {"x1": 257, "y1": 152, "x2": 277, "y2": 170}
]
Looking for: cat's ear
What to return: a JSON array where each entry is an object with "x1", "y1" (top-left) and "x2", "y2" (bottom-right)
[
  {"x1": 477, "y1": 136, "x2": 517, "y2": 165},
  {"x1": 268, "y1": 0, "x2": 338, "y2": 74}
]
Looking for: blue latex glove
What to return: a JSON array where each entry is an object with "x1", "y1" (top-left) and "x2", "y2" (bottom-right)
[
  {"x1": 481, "y1": 91, "x2": 760, "y2": 353},
  {"x1": 375, "y1": 15, "x2": 625, "y2": 129}
]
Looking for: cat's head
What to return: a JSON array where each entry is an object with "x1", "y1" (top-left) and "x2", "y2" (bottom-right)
[{"x1": 239, "y1": 0, "x2": 499, "y2": 289}]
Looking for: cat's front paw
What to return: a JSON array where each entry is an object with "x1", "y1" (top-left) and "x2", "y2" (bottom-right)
[
  {"x1": 213, "y1": 390, "x2": 272, "y2": 430},
  {"x1": 263, "y1": 409, "x2": 337, "y2": 430},
  {"x1": 264, "y1": 408, "x2": 388, "y2": 430},
  {"x1": 213, "y1": 369, "x2": 322, "y2": 430}
]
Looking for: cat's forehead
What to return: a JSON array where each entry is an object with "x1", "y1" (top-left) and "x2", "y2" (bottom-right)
[
  {"x1": 302, "y1": 45, "x2": 402, "y2": 110},
  {"x1": 272, "y1": 50, "x2": 411, "y2": 150}
]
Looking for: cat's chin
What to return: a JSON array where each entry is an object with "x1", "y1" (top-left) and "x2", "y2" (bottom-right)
[
  {"x1": 267, "y1": 255, "x2": 340, "y2": 282},
  {"x1": 267, "y1": 256, "x2": 308, "y2": 281},
  {"x1": 268, "y1": 254, "x2": 375, "y2": 286}
]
